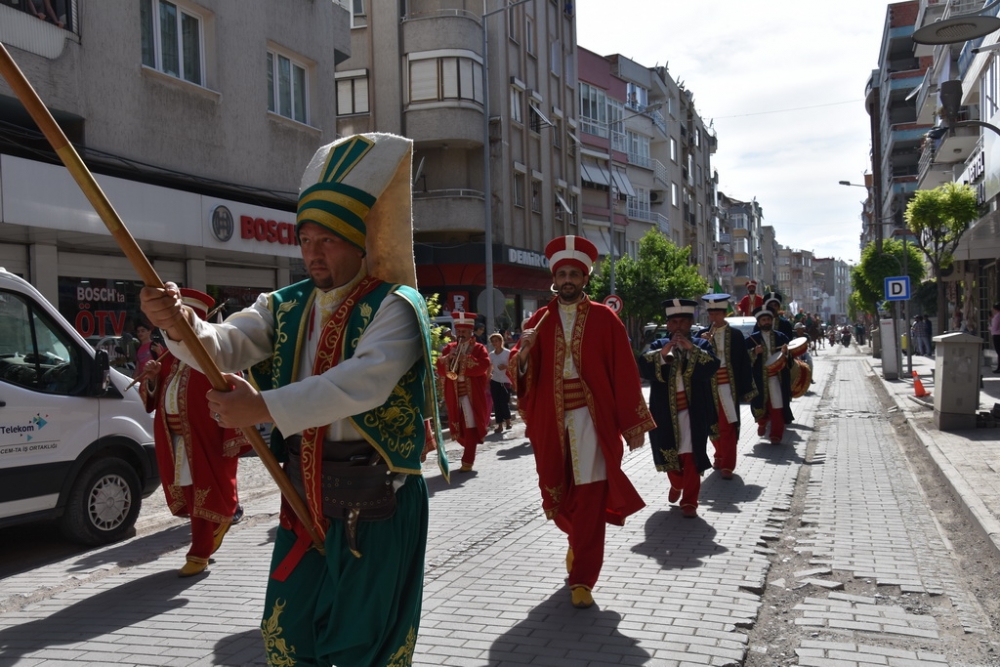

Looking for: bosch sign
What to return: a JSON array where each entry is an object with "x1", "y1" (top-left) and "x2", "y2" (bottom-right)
[{"x1": 239, "y1": 215, "x2": 299, "y2": 246}]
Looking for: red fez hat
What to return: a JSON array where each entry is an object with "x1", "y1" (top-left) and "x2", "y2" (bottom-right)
[
  {"x1": 180, "y1": 288, "x2": 215, "y2": 321},
  {"x1": 745, "y1": 280, "x2": 758, "y2": 289},
  {"x1": 545, "y1": 235, "x2": 598, "y2": 275},
  {"x1": 452, "y1": 311, "x2": 478, "y2": 329}
]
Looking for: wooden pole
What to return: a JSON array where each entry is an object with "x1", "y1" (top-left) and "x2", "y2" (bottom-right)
[{"x1": 0, "y1": 42, "x2": 325, "y2": 552}]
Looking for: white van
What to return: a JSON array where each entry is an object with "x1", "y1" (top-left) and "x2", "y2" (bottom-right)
[{"x1": 0, "y1": 268, "x2": 158, "y2": 545}]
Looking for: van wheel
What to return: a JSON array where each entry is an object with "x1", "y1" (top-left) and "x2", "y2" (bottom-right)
[{"x1": 59, "y1": 458, "x2": 142, "y2": 546}]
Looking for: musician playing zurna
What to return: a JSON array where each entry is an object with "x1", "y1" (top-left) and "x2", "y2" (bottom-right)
[
  {"x1": 638, "y1": 298, "x2": 719, "y2": 518},
  {"x1": 699, "y1": 294, "x2": 757, "y2": 480},
  {"x1": 747, "y1": 307, "x2": 793, "y2": 445},
  {"x1": 436, "y1": 311, "x2": 492, "y2": 472}
]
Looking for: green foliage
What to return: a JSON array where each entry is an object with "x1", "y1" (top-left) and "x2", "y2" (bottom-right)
[
  {"x1": 904, "y1": 182, "x2": 977, "y2": 272},
  {"x1": 913, "y1": 279, "x2": 938, "y2": 318},
  {"x1": 851, "y1": 238, "x2": 925, "y2": 317},
  {"x1": 589, "y1": 230, "x2": 708, "y2": 344}
]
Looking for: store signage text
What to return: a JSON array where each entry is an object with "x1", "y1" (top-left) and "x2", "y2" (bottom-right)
[
  {"x1": 507, "y1": 248, "x2": 549, "y2": 269},
  {"x1": 240, "y1": 216, "x2": 299, "y2": 246},
  {"x1": 75, "y1": 307, "x2": 127, "y2": 338}
]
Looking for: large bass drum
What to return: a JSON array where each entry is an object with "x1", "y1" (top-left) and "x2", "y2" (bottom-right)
[{"x1": 790, "y1": 358, "x2": 812, "y2": 398}]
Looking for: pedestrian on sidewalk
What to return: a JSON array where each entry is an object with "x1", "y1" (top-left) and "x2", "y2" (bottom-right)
[
  {"x1": 141, "y1": 133, "x2": 447, "y2": 667},
  {"x1": 639, "y1": 298, "x2": 719, "y2": 518},
  {"x1": 697, "y1": 294, "x2": 757, "y2": 480},
  {"x1": 912, "y1": 315, "x2": 931, "y2": 356},
  {"x1": 510, "y1": 235, "x2": 654, "y2": 609},
  {"x1": 991, "y1": 303, "x2": 1000, "y2": 373},
  {"x1": 488, "y1": 332, "x2": 513, "y2": 433},
  {"x1": 747, "y1": 308, "x2": 793, "y2": 444},
  {"x1": 136, "y1": 288, "x2": 249, "y2": 577},
  {"x1": 437, "y1": 311, "x2": 491, "y2": 472}
]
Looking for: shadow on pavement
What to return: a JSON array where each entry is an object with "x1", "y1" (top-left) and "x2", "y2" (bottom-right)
[
  {"x1": 67, "y1": 524, "x2": 191, "y2": 573},
  {"x1": 486, "y1": 589, "x2": 650, "y2": 666},
  {"x1": 630, "y1": 510, "x2": 725, "y2": 570},
  {"x1": 0, "y1": 570, "x2": 197, "y2": 662},
  {"x1": 746, "y1": 440, "x2": 806, "y2": 466},
  {"x1": 495, "y1": 441, "x2": 532, "y2": 461},
  {"x1": 700, "y1": 474, "x2": 764, "y2": 514},
  {"x1": 214, "y1": 629, "x2": 268, "y2": 666},
  {"x1": 424, "y1": 469, "x2": 476, "y2": 498}
]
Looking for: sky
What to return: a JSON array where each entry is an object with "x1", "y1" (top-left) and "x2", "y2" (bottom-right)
[{"x1": 576, "y1": 0, "x2": 893, "y2": 266}]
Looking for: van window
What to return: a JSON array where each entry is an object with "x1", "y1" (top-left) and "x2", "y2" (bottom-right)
[{"x1": 0, "y1": 290, "x2": 83, "y2": 395}]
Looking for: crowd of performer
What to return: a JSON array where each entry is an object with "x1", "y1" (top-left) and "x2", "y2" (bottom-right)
[{"x1": 137, "y1": 131, "x2": 826, "y2": 665}]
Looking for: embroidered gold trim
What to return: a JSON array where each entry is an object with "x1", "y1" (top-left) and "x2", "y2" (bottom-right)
[{"x1": 261, "y1": 598, "x2": 297, "y2": 667}]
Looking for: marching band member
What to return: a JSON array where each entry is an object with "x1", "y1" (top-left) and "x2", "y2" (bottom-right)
[
  {"x1": 700, "y1": 294, "x2": 757, "y2": 479},
  {"x1": 639, "y1": 298, "x2": 719, "y2": 518}
]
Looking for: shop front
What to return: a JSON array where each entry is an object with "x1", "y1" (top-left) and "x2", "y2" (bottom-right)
[{"x1": 415, "y1": 242, "x2": 553, "y2": 333}]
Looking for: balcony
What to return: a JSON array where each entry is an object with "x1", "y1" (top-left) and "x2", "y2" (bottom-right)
[
  {"x1": 654, "y1": 213, "x2": 670, "y2": 235},
  {"x1": 412, "y1": 189, "x2": 485, "y2": 233},
  {"x1": 917, "y1": 141, "x2": 957, "y2": 189},
  {"x1": 405, "y1": 106, "x2": 484, "y2": 147},
  {"x1": 937, "y1": 124, "x2": 979, "y2": 164}
]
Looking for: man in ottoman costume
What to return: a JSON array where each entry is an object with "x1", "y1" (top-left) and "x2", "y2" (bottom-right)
[
  {"x1": 510, "y1": 235, "x2": 655, "y2": 609},
  {"x1": 436, "y1": 311, "x2": 491, "y2": 472},
  {"x1": 141, "y1": 133, "x2": 447, "y2": 667}
]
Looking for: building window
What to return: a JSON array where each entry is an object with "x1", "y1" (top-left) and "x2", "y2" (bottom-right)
[
  {"x1": 349, "y1": 0, "x2": 367, "y2": 27},
  {"x1": 626, "y1": 83, "x2": 648, "y2": 111},
  {"x1": 141, "y1": 0, "x2": 204, "y2": 85},
  {"x1": 569, "y1": 194, "x2": 578, "y2": 225},
  {"x1": 608, "y1": 99, "x2": 626, "y2": 152},
  {"x1": 267, "y1": 50, "x2": 308, "y2": 123},
  {"x1": 550, "y1": 39, "x2": 562, "y2": 76},
  {"x1": 671, "y1": 182, "x2": 678, "y2": 207},
  {"x1": 627, "y1": 131, "x2": 650, "y2": 168},
  {"x1": 670, "y1": 137, "x2": 677, "y2": 162},
  {"x1": 511, "y1": 86, "x2": 524, "y2": 124},
  {"x1": 525, "y1": 15, "x2": 536, "y2": 55},
  {"x1": 514, "y1": 172, "x2": 525, "y2": 207},
  {"x1": 579, "y1": 82, "x2": 607, "y2": 137},
  {"x1": 408, "y1": 55, "x2": 484, "y2": 104},
  {"x1": 553, "y1": 118, "x2": 562, "y2": 148},
  {"x1": 336, "y1": 73, "x2": 369, "y2": 115},
  {"x1": 531, "y1": 180, "x2": 542, "y2": 212},
  {"x1": 627, "y1": 187, "x2": 651, "y2": 220},
  {"x1": 508, "y1": 6, "x2": 520, "y2": 42}
]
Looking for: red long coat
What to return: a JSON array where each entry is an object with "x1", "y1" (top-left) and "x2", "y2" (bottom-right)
[
  {"x1": 436, "y1": 339, "x2": 491, "y2": 447},
  {"x1": 510, "y1": 296, "x2": 655, "y2": 525},
  {"x1": 141, "y1": 354, "x2": 248, "y2": 523}
]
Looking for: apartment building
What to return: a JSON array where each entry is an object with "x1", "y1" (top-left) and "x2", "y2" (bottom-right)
[
  {"x1": 776, "y1": 246, "x2": 819, "y2": 316},
  {"x1": 0, "y1": 0, "x2": 347, "y2": 336},
  {"x1": 910, "y1": 0, "x2": 1000, "y2": 337},
  {"x1": 814, "y1": 256, "x2": 851, "y2": 324},
  {"x1": 759, "y1": 224, "x2": 778, "y2": 290},
  {"x1": 865, "y1": 0, "x2": 931, "y2": 246},
  {"x1": 718, "y1": 194, "x2": 763, "y2": 296},
  {"x1": 336, "y1": 0, "x2": 579, "y2": 330}
]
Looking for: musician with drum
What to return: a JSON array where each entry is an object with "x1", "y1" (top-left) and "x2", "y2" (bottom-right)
[
  {"x1": 699, "y1": 294, "x2": 757, "y2": 479},
  {"x1": 746, "y1": 307, "x2": 794, "y2": 444},
  {"x1": 437, "y1": 311, "x2": 492, "y2": 472},
  {"x1": 639, "y1": 298, "x2": 720, "y2": 518}
]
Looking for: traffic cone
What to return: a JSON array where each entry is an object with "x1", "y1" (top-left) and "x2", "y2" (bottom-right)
[{"x1": 912, "y1": 370, "x2": 930, "y2": 398}]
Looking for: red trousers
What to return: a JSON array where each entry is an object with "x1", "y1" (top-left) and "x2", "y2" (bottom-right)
[
  {"x1": 667, "y1": 453, "x2": 701, "y2": 510},
  {"x1": 182, "y1": 486, "x2": 219, "y2": 562},
  {"x1": 758, "y1": 407, "x2": 785, "y2": 443},
  {"x1": 711, "y1": 400, "x2": 738, "y2": 474},
  {"x1": 553, "y1": 479, "x2": 608, "y2": 590},
  {"x1": 456, "y1": 434, "x2": 479, "y2": 466}
]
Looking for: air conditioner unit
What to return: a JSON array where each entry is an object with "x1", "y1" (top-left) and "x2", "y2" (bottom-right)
[{"x1": 650, "y1": 192, "x2": 660, "y2": 202}]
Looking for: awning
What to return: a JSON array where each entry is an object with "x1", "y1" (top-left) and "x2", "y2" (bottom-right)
[
  {"x1": 611, "y1": 169, "x2": 636, "y2": 198},
  {"x1": 581, "y1": 161, "x2": 611, "y2": 187},
  {"x1": 954, "y1": 210, "x2": 1000, "y2": 262},
  {"x1": 581, "y1": 224, "x2": 611, "y2": 257}
]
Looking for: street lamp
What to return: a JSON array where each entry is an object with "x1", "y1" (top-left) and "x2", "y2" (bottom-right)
[
  {"x1": 481, "y1": 0, "x2": 533, "y2": 334},
  {"x1": 838, "y1": 180, "x2": 866, "y2": 188},
  {"x1": 912, "y1": 0, "x2": 1000, "y2": 45}
]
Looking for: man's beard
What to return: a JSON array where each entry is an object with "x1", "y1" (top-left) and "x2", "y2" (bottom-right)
[
  {"x1": 557, "y1": 282, "x2": 583, "y2": 302},
  {"x1": 760, "y1": 322, "x2": 773, "y2": 331}
]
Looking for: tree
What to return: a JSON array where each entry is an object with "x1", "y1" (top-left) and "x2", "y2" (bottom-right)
[
  {"x1": 851, "y1": 238, "x2": 925, "y2": 318},
  {"x1": 589, "y1": 230, "x2": 708, "y2": 347},
  {"x1": 904, "y1": 182, "x2": 978, "y2": 335}
]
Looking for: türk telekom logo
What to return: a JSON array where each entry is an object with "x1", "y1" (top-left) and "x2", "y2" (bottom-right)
[{"x1": 210, "y1": 205, "x2": 235, "y2": 242}]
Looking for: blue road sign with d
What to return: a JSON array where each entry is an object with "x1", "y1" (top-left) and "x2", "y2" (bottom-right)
[{"x1": 884, "y1": 276, "x2": 910, "y2": 301}]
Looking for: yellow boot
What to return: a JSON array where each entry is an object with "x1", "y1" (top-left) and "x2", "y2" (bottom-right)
[
  {"x1": 212, "y1": 522, "x2": 230, "y2": 555},
  {"x1": 570, "y1": 586, "x2": 594, "y2": 609},
  {"x1": 178, "y1": 557, "x2": 209, "y2": 577},
  {"x1": 566, "y1": 547, "x2": 574, "y2": 574}
]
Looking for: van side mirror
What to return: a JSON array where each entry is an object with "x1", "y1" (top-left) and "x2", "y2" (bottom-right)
[{"x1": 91, "y1": 349, "x2": 111, "y2": 394}]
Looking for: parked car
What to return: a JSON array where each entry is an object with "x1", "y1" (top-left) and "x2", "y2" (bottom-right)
[
  {"x1": 0, "y1": 268, "x2": 158, "y2": 545},
  {"x1": 725, "y1": 316, "x2": 759, "y2": 339}
]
